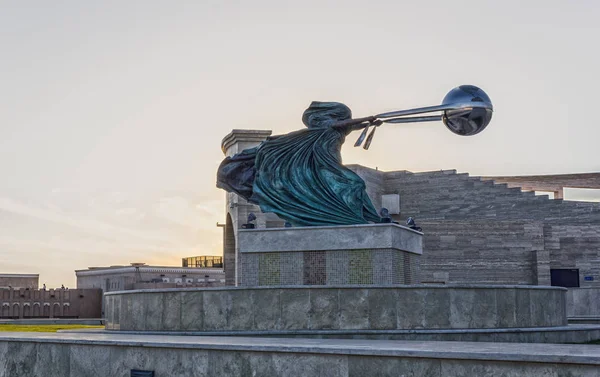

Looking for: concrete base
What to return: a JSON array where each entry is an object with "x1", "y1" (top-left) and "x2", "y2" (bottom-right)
[
  {"x1": 104, "y1": 285, "x2": 567, "y2": 333},
  {"x1": 1, "y1": 332, "x2": 600, "y2": 377},
  {"x1": 238, "y1": 224, "x2": 422, "y2": 286}
]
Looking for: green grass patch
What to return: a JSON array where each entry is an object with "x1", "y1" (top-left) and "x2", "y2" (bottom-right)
[{"x1": 0, "y1": 324, "x2": 104, "y2": 333}]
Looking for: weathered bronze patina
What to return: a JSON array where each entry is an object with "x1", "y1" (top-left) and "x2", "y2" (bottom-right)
[
  {"x1": 217, "y1": 102, "x2": 381, "y2": 226},
  {"x1": 217, "y1": 85, "x2": 493, "y2": 227}
]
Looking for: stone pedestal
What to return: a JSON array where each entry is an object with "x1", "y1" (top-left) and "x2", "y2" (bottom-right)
[
  {"x1": 237, "y1": 223, "x2": 422, "y2": 286},
  {"x1": 104, "y1": 285, "x2": 570, "y2": 334}
]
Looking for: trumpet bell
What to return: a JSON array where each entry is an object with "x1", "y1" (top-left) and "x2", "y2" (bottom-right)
[{"x1": 441, "y1": 85, "x2": 493, "y2": 136}]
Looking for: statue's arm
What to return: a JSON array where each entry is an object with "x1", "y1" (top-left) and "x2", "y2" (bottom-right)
[{"x1": 332, "y1": 116, "x2": 377, "y2": 131}]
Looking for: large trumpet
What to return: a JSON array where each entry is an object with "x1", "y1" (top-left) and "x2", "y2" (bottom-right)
[{"x1": 355, "y1": 85, "x2": 493, "y2": 149}]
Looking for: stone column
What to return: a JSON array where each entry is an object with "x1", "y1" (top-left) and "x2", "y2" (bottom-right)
[{"x1": 220, "y1": 130, "x2": 272, "y2": 286}]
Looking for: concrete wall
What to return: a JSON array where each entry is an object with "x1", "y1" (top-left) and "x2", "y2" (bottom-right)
[
  {"x1": 567, "y1": 288, "x2": 600, "y2": 317},
  {"x1": 104, "y1": 286, "x2": 567, "y2": 333},
  {"x1": 0, "y1": 288, "x2": 101, "y2": 319},
  {"x1": 3, "y1": 334, "x2": 600, "y2": 377}
]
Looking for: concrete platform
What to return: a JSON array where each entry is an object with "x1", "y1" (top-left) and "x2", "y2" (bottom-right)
[
  {"x1": 104, "y1": 285, "x2": 568, "y2": 333},
  {"x1": 1, "y1": 332, "x2": 600, "y2": 376},
  {"x1": 570, "y1": 317, "x2": 600, "y2": 325},
  {"x1": 64, "y1": 323, "x2": 600, "y2": 344}
]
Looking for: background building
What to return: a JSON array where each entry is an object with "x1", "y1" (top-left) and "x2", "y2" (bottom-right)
[
  {"x1": 0, "y1": 288, "x2": 101, "y2": 319},
  {"x1": 76, "y1": 262, "x2": 225, "y2": 293},
  {"x1": 182, "y1": 255, "x2": 223, "y2": 268},
  {"x1": 0, "y1": 274, "x2": 39, "y2": 289}
]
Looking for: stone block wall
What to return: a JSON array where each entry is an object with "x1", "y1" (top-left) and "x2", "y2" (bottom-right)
[
  {"x1": 418, "y1": 221, "x2": 543, "y2": 285},
  {"x1": 544, "y1": 224, "x2": 600, "y2": 288},
  {"x1": 381, "y1": 169, "x2": 600, "y2": 224},
  {"x1": 481, "y1": 173, "x2": 600, "y2": 200},
  {"x1": 364, "y1": 168, "x2": 600, "y2": 287}
]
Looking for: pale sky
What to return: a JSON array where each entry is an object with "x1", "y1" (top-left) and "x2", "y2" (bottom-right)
[{"x1": 1, "y1": 1, "x2": 599, "y2": 287}]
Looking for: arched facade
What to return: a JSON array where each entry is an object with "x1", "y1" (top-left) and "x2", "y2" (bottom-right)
[
  {"x1": 52, "y1": 303, "x2": 61, "y2": 318},
  {"x1": 0, "y1": 288, "x2": 102, "y2": 318},
  {"x1": 224, "y1": 213, "x2": 236, "y2": 286},
  {"x1": 1, "y1": 304, "x2": 9, "y2": 318},
  {"x1": 12, "y1": 303, "x2": 20, "y2": 318}
]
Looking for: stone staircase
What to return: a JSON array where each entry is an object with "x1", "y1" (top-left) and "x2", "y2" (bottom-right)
[{"x1": 384, "y1": 170, "x2": 600, "y2": 224}]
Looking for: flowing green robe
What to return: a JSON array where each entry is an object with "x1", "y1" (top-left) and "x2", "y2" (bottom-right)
[{"x1": 217, "y1": 125, "x2": 381, "y2": 227}]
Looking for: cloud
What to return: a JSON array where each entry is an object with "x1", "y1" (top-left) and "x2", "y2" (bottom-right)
[{"x1": 0, "y1": 196, "x2": 177, "y2": 245}]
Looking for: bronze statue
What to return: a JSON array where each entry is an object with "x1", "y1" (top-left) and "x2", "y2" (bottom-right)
[{"x1": 217, "y1": 85, "x2": 493, "y2": 227}]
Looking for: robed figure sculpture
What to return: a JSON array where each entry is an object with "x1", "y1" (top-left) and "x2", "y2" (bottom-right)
[
  {"x1": 217, "y1": 85, "x2": 493, "y2": 227},
  {"x1": 217, "y1": 102, "x2": 382, "y2": 226}
]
